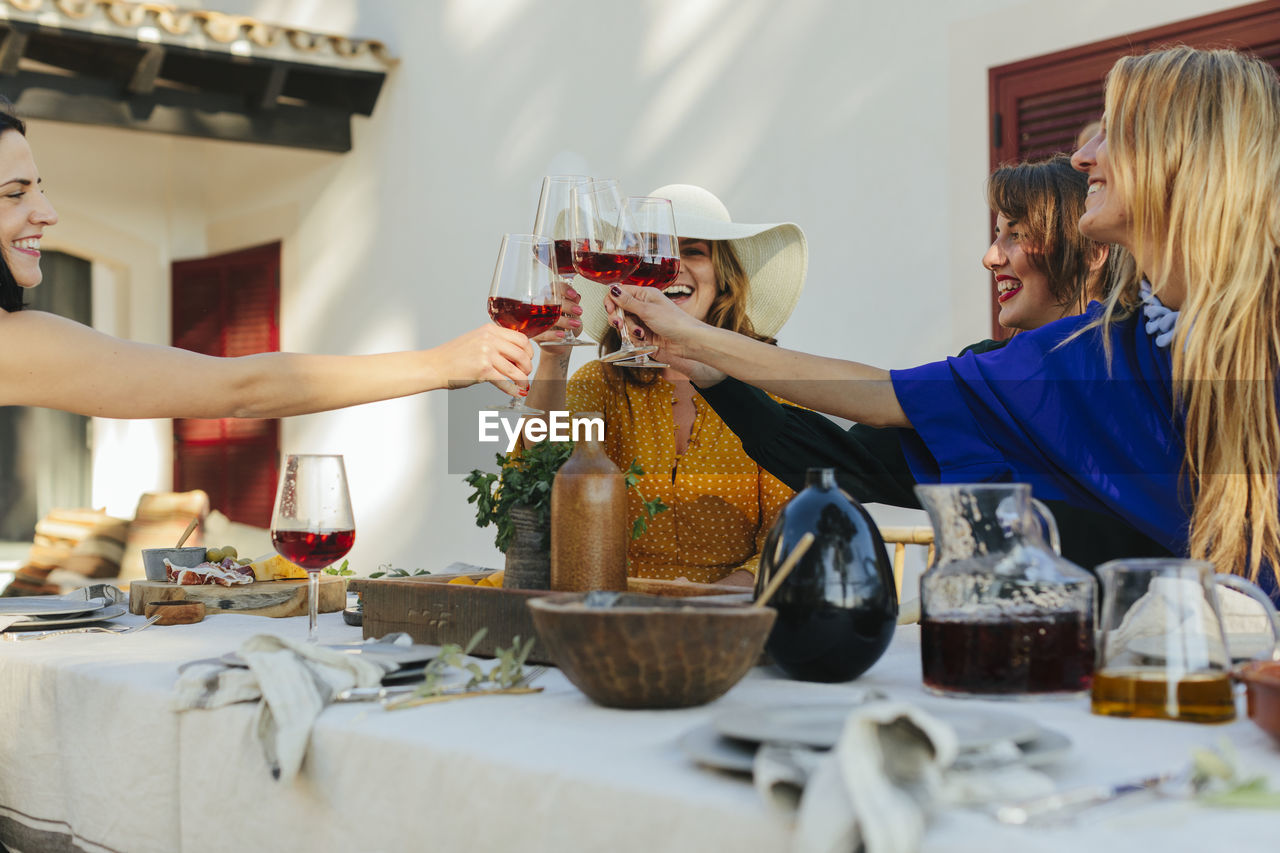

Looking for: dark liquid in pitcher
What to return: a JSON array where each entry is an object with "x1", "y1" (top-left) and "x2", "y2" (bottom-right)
[{"x1": 921, "y1": 612, "x2": 1095, "y2": 695}]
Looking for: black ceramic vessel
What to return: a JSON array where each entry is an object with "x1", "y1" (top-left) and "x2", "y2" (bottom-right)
[{"x1": 755, "y1": 469, "x2": 898, "y2": 682}]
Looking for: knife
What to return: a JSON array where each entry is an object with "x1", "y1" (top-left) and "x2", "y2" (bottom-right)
[{"x1": 993, "y1": 770, "x2": 1179, "y2": 825}]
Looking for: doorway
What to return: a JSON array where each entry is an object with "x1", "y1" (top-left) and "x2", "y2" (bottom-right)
[
  {"x1": 171, "y1": 242, "x2": 281, "y2": 528},
  {"x1": 0, "y1": 250, "x2": 93, "y2": 542}
]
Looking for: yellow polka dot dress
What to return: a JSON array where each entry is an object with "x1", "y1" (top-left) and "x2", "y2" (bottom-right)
[{"x1": 566, "y1": 360, "x2": 795, "y2": 584}]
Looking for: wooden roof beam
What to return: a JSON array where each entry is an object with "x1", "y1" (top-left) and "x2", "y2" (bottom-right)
[
  {"x1": 127, "y1": 44, "x2": 165, "y2": 95},
  {"x1": 0, "y1": 27, "x2": 29, "y2": 77}
]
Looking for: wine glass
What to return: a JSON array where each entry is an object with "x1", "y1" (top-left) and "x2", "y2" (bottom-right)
[
  {"x1": 487, "y1": 233, "x2": 562, "y2": 415},
  {"x1": 570, "y1": 180, "x2": 657, "y2": 363},
  {"x1": 533, "y1": 175, "x2": 594, "y2": 348},
  {"x1": 270, "y1": 454, "x2": 355, "y2": 644},
  {"x1": 611, "y1": 196, "x2": 681, "y2": 369}
]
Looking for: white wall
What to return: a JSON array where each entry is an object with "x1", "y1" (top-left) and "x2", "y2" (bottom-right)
[{"x1": 32, "y1": 0, "x2": 1244, "y2": 571}]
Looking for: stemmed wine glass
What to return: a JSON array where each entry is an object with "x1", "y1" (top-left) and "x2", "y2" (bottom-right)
[
  {"x1": 487, "y1": 233, "x2": 562, "y2": 415},
  {"x1": 533, "y1": 175, "x2": 594, "y2": 348},
  {"x1": 611, "y1": 196, "x2": 681, "y2": 369},
  {"x1": 570, "y1": 180, "x2": 658, "y2": 363},
  {"x1": 270, "y1": 454, "x2": 355, "y2": 644}
]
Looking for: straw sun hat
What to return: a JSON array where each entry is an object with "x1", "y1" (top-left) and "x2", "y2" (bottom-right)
[{"x1": 576, "y1": 184, "x2": 808, "y2": 342}]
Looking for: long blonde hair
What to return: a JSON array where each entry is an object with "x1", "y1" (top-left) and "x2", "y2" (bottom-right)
[{"x1": 1095, "y1": 47, "x2": 1280, "y2": 581}]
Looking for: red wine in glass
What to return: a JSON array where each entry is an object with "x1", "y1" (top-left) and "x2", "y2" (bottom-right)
[
  {"x1": 270, "y1": 453, "x2": 355, "y2": 644},
  {"x1": 534, "y1": 175, "x2": 594, "y2": 347},
  {"x1": 552, "y1": 239, "x2": 577, "y2": 279},
  {"x1": 574, "y1": 248, "x2": 640, "y2": 283},
  {"x1": 488, "y1": 296, "x2": 562, "y2": 337},
  {"x1": 272, "y1": 528, "x2": 357, "y2": 571},
  {"x1": 623, "y1": 256, "x2": 681, "y2": 288},
  {"x1": 487, "y1": 234, "x2": 561, "y2": 414}
]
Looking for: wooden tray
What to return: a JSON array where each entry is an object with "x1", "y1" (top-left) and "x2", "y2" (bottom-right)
[
  {"x1": 349, "y1": 571, "x2": 746, "y2": 664},
  {"x1": 129, "y1": 576, "x2": 347, "y2": 618}
]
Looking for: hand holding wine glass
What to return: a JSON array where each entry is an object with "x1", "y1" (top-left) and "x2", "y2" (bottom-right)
[
  {"x1": 486, "y1": 233, "x2": 562, "y2": 414},
  {"x1": 611, "y1": 196, "x2": 681, "y2": 369},
  {"x1": 270, "y1": 454, "x2": 355, "y2": 644},
  {"x1": 533, "y1": 175, "x2": 593, "y2": 348}
]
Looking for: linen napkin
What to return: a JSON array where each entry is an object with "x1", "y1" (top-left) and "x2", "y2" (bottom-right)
[
  {"x1": 173, "y1": 634, "x2": 394, "y2": 782},
  {"x1": 786, "y1": 701, "x2": 1053, "y2": 853},
  {"x1": 1108, "y1": 577, "x2": 1276, "y2": 665}
]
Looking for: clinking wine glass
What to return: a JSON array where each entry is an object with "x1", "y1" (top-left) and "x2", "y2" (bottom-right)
[
  {"x1": 487, "y1": 233, "x2": 563, "y2": 415},
  {"x1": 270, "y1": 454, "x2": 355, "y2": 644},
  {"x1": 611, "y1": 196, "x2": 681, "y2": 369},
  {"x1": 570, "y1": 179, "x2": 657, "y2": 363},
  {"x1": 533, "y1": 175, "x2": 595, "y2": 348}
]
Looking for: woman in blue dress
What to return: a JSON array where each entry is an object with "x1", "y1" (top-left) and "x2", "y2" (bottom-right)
[{"x1": 603, "y1": 46, "x2": 1280, "y2": 599}]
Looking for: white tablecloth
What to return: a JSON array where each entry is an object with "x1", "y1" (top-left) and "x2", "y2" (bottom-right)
[{"x1": 0, "y1": 612, "x2": 1276, "y2": 853}]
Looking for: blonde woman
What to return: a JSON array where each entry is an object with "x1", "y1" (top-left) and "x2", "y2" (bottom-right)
[
  {"x1": 604, "y1": 47, "x2": 1280, "y2": 600},
  {"x1": 527, "y1": 184, "x2": 805, "y2": 586}
]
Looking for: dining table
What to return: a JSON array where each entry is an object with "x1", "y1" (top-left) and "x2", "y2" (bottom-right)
[{"x1": 0, "y1": 606, "x2": 1275, "y2": 853}]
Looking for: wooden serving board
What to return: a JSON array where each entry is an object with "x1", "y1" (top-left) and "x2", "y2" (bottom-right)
[
  {"x1": 129, "y1": 576, "x2": 347, "y2": 618},
  {"x1": 349, "y1": 569, "x2": 747, "y2": 664}
]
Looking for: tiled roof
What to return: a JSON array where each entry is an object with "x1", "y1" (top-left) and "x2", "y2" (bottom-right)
[{"x1": 0, "y1": 0, "x2": 395, "y2": 71}]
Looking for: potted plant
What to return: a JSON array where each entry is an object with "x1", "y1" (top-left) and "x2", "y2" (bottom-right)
[{"x1": 465, "y1": 439, "x2": 666, "y2": 589}]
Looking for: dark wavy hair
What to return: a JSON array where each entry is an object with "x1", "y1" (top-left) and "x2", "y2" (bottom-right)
[
  {"x1": 0, "y1": 102, "x2": 28, "y2": 313},
  {"x1": 987, "y1": 153, "x2": 1118, "y2": 313}
]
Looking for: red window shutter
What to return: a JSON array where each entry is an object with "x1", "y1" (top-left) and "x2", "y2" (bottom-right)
[
  {"x1": 172, "y1": 242, "x2": 281, "y2": 528},
  {"x1": 986, "y1": 0, "x2": 1280, "y2": 336}
]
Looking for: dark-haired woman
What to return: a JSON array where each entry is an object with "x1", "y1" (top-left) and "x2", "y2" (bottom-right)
[
  {"x1": 0, "y1": 110, "x2": 535, "y2": 419},
  {"x1": 675, "y1": 156, "x2": 1170, "y2": 569}
]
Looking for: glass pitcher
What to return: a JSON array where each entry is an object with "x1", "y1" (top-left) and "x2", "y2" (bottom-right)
[
  {"x1": 915, "y1": 483, "x2": 1097, "y2": 698},
  {"x1": 1092, "y1": 559, "x2": 1280, "y2": 723}
]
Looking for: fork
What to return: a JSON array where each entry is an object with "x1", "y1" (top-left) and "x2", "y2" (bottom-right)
[
  {"x1": 379, "y1": 665, "x2": 550, "y2": 710},
  {"x1": 5, "y1": 613, "x2": 164, "y2": 642}
]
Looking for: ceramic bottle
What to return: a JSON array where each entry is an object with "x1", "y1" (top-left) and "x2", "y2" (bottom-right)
[{"x1": 550, "y1": 415, "x2": 628, "y2": 591}]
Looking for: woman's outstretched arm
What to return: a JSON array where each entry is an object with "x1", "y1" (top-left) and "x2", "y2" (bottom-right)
[
  {"x1": 605, "y1": 284, "x2": 910, "y2": 428},
  {"x1": 0, "y1": 310, "x2": 534, "y2": 419}
]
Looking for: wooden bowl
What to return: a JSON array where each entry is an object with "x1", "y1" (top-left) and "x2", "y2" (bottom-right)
[
  {"x1": 527, "y1": 592, "x2": 775, "y2": 709},
  {"x1": 1239, "y1": 660, "x2": 1280, "y2": 742}
]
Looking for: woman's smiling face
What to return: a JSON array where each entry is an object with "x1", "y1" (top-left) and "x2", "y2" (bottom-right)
[
  {"x1": 982, "y1": 213, "x2": 1063, "y2": 331},
  {"x1": 665, "y1": 238, "x2": 718, "y2": 323},
  {"x1": 0, "y1": 130, "x2": 57, "y2": 289},
  {"x1": 1071, "y1": 126, "x2": 1130, "y2": 249}
]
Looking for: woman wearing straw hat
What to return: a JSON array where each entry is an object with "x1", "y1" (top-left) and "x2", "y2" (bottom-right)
[{"x1": 527, "y1": 184, "x2": 806, "y2": 586}]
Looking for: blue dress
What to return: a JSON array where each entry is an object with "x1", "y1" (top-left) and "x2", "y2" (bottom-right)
[{"x1": 890, "y1": 302, "x2": 1279, "y2": 602}]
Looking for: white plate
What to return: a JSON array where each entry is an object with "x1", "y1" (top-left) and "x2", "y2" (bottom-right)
[
  {"x1": 678, "y1": 723, "x2": 758, "y2": 775},
  {"x1": 1017, "y1": 727, "x2": 1072, "y2": 767},
  {"x1": 712, "y1": 703, "x2": 1041, "y2": 752},
  {"x1": 680, "y1": 721, "x2": 1071, "y2": 776},
  {"x1": 0, "y1": 597, "x2": 109, "y2": 618},
  {"x1": 4, "y1": 602, "x2": 128, "y2": 630}
]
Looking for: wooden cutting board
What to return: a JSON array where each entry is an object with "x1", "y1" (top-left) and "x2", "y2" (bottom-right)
[
  {"x1": 129, "y1": 576, "x2": 347, "y2": 618},
  {"x1": 350, "y1": 569, "x2": 747, "y2": 663}
]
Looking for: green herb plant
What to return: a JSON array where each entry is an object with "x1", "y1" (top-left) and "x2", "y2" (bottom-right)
[
  {"x1": 465, "y1": 439, "x2": 667, "y2": 551},
  {"x1": 367, "y1": 564, "x2": 431, "y2": 579},
  {"x1": 322, "y1": 560, "x2": 354, "y2": 577},
  {"x1": 383, "y1": 629, "x2": 538, "y2": 710},
  {"x1": 1191, "y1": 741, "x2": 1280, "y2": 809}
]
